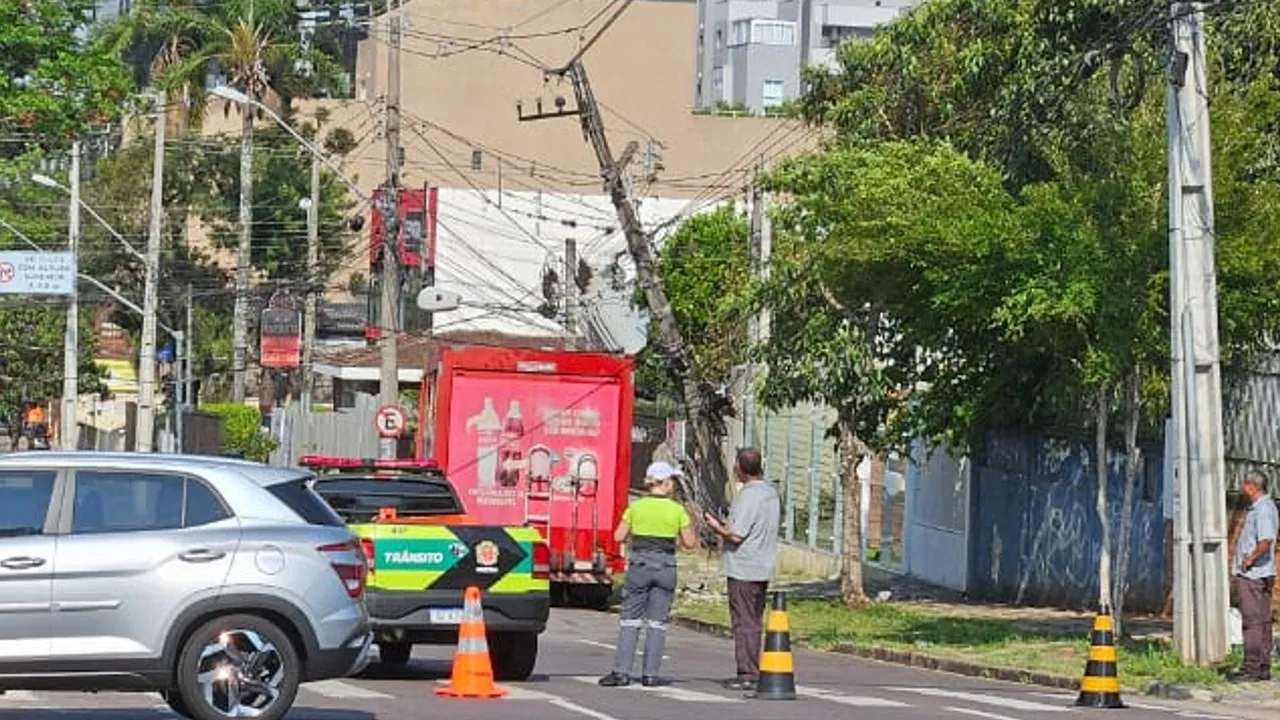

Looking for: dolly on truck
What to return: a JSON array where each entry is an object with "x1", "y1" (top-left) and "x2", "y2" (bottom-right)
[{"x1": 299, "y1": 455, "x2": 551, "y2": 680}]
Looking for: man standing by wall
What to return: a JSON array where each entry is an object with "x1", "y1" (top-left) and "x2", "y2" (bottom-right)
[
  {"x1": 702, "y1": 446, "x2": 780, "y2": 691},
  {"x1": 1230, "y1": 469, "x2": 1277, "y2": 682}
]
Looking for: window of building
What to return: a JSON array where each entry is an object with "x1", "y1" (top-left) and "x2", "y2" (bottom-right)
[
  {"x1": 715, "y1": 28, "x2": 723, "y2": 49},
  {"x1": 762, "y1": 80, "x2": 785, "y2": 108},
  {"x1": 731, "y1": 20, "x2": 751, "y2": 46},
  {"x1": 712, "y1": 66, "x2": 724, "y2": 94},
  {"x1": 752, "y1": 20, "x2": 796, "y2": 46}
]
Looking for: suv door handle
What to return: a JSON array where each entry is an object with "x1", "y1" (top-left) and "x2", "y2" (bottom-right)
[
  {"x1": 178, "y1": 549, "x2": 226, "y2": 563},
  {"x1": 0, "y1": 556, "x2": 46, "y2": 570}
]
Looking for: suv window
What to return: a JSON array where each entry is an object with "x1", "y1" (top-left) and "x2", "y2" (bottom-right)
[
  {"x1": 313, "y1": 474, "x2": 464, "y2": 523},
  {"x1": 267, "y1": 477, "x2": 346, "y2": 527},
  {"x1": 71, "y1": 471, "x2": 231, "y2": 534},
  {"x1": 0, "y1": 470, "x2": 57, "y2": 537}
]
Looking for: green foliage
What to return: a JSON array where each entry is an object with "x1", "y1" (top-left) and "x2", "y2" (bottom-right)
[
  {"x1": 0, "y1": 299, "x2": 105, "y2": 426},
  {"x1": 636, "y1": 205, "x2": 751, "y2": 401},
  {"x1": 0, "y1": 0, "x2": 132, "y2": 148},
  {"x1": 200, "y1": 402, "x2": 277, "y2": 461},
  {"x1": 198, "y1": 125, "x2": 358, "y2": 279}
]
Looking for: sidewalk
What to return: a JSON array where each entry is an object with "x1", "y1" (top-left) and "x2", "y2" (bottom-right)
[{"x1": 669, "y1": 554, "x2": 1279, "y2": 711}]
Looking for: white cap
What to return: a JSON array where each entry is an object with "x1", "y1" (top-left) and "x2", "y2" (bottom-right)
[{"x1": 646, "y1": 460, "x2": 683, "y2": 481}]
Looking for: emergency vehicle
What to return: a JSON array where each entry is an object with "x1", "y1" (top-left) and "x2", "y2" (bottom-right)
[
  {"x1": 414, "y1": 344, "x2": 635, "y2": 609},
  {"x1": 300, "y1": 456, "x2": 550, "y2": 679}
]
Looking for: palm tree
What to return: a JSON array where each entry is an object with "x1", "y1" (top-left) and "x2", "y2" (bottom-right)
[{"x1": 102, "y1": 0, "x2": 343, "y2": 403}]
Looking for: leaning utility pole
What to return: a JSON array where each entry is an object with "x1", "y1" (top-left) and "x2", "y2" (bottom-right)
[
  {"x1": 1167, "y1": 0, "x2": 1229, "y2": 666},
  {"x1": 377, "y1": 0, "x2": 404, "y2": 458},
  {"x1": 564, "y1": 237, "x2": 579, "y2": 350},
  {"x1": 301, "y1": 140, "x2": 321, "y2": 412},
  {"x1": 136, "y1": 94, "x2": 166, "y2": 453},
  {"x1": 60, "y1": 140, "x2": 81, "y2": 451},
  {"x1": 743, "y1": 159, "x2": 771, "y2": 448},
  {"x1": 519, "y1": 57, "x2": 730, "y2": 513}
]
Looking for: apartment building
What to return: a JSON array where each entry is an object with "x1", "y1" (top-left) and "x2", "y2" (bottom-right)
[{"x1": 692, "y1": 0, "x2": 916, "y2": 113}]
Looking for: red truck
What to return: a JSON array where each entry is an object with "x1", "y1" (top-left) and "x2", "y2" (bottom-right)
[{"x1": 413, "y1": 344, "x2": 634, "y2": 608}]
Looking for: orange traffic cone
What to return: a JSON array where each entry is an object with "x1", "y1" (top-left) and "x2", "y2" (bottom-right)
[{"x1": 436, "y1": 586, "x2": 508, "y2": 699}]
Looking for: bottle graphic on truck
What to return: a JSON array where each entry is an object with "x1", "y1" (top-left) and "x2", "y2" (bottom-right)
[
  {"x1": 498, "y1": 401, "x2": 525, "y2": 488},
  {"x1": 466, "y1": 398, "x2": 502, "y2": 488}
]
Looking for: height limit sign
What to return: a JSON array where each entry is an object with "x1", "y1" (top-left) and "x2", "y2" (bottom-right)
[{"x1": 375, "y1": 405, "x2": 407, "y2": 439}]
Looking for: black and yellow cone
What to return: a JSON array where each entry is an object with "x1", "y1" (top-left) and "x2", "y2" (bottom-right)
[
  {"x1": 1075, "y1": 611, "x2": 1126, "y2": 709},
  {"x1": 749, "y1": 591, "x2": 797, "y2": 701}
]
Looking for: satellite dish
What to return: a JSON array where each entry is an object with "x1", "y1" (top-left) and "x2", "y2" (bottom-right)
[{"x1": 416, "y1": 287, "x2": 462, "y2": 312}]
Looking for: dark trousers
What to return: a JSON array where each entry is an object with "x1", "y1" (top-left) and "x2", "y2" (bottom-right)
[
  {"x1": 1235, "y1": 575, "x2": 1276, "y2": 677},
  {"x1": 727, "y1": 578, "x2": 768, "y2": 680}
]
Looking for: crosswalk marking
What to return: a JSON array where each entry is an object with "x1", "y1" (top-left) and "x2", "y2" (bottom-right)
[
  {"x1": 303, "y1": 679, "x2": 394, "y2": 699},
  {"x1": 570, "y1": 675, "x2": 741, "y2": 703},
  {"x1": 576, "y1": 639, "x2": 670, "y2": 660},
  {"x1": 0, "y1": 691, "x2": 39, "y2": 702},
  {"x1": 947, "y1": 705, "x2": 1025, "y2": 720},
  {"x1": 887, "y1": 687, "x2": 1071, "y2": 712},
  {"x1": 798, "y1": 685, "x2": 911, "y2": 707}
]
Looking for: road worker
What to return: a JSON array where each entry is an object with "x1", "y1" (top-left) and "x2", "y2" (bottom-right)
[{"x1": 598, "y1": 461, "x2": 698, "y2": 688}]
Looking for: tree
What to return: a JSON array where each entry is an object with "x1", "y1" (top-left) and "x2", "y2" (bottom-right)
[
  {"x1": 759, "y1": 139, "x2": 1023, "y2": 605},
  {"x1": 637, "y1": 205, "x2": 751, "y2": 401}
]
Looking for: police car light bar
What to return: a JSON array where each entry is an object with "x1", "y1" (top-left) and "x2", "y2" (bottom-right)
[{"x1": 299, "y1": 456, "x2": 439, "y2": 471}]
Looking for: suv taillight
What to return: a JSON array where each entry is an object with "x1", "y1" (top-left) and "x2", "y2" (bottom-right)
[
  {"x1": 318, "y1": 540, "x2": 367, "y2": 599},
  {"x1": 532, "y1": 540, "x2": 551, "y2": 580},
  {"x1": 360, "y1": 538, "x2": 376, "y2": 574}
]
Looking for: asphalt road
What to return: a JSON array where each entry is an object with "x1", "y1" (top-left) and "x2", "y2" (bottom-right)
[{"x1": 0, "y1": 608, "x2": 1265, "y2": 720}]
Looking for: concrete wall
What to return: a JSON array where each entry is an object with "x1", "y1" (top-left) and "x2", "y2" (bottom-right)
[{"x1": 967, "y1": 430, "x2": 1167, "y2": 613}]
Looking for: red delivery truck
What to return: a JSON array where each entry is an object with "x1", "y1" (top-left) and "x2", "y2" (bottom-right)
[{"x1": 414, "y1": 344, "x2": 634, "y2": 607}]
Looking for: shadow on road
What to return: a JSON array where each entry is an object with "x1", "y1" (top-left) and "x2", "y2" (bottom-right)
[{"x1": 357, "y1": 659, "x2": 452, "y2": 682}]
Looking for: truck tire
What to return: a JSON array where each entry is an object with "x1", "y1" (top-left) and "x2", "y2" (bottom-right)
[
  {"x1": 489, "y1": 632, "x2": 538, "y2": 681},
  {"x1": 377, "y1": 642, "x2": 413, "y2": 666}
]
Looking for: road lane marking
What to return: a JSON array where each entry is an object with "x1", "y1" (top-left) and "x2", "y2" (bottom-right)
[
  {"x1": 570, "y1": 675, "x2": 741, "y2": 702},
  {"x1": 576, "y1": 639, "x2": 669, "y2": 660},
  {"x1": 797, "y1": 685, "x2": 911, "y2": 707},
  {"x1": 506, "y1": 686, "x2": 626, "y2": 720},
  {"x1": 886, "y1": 687, "x2": 1070, "y2": 712},
  {"x1": 303, "y1": 679, "x2": 394, "y2": 699},
  {"x1": 946, "y1": 706, "x2": 1025, "y2": 720},
  {"x1": 0, "y1": 690, "x2": 39, "y2": 702}
]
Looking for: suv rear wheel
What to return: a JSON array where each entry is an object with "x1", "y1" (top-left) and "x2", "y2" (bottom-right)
[
  {"x1": 489, "y1": 632, "x2": 538, "y2": 681},
  {"x1": 175, "y1": 614, "x2": 301, "y2": 720},
  {"x1": 377, "y1": 642, "x2": 413, "y2": 665}
]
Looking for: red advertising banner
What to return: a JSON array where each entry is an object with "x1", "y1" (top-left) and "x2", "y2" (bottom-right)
[{"x1": 444, "y1": 373, "x2": 622, "y2": 528}]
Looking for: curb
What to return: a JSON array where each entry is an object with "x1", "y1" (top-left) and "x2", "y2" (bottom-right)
[{"x1": 667, "y1": 615, "x2": 1219, "y2": 700}]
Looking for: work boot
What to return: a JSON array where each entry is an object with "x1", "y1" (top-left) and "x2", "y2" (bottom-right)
[
  {"x1": 598, "y1": 672, "x2": 630, "y2": 687},
  {"x1": 641, "y1": 676, "x2": 661, "y2": 687},
  {"x1": 721, "y1": 676, "x2": 756, "y2": 691}
]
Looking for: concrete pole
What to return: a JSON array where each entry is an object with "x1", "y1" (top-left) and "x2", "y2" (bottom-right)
[
  {"x1": 378, "y1": 0, "x2": 403, "y2": 458},
  {"x1": 301, "y1": 146, "x2": 320, "y2": 412},
  {"x1": 1168, "y1": 0, "x2": 1230, "y2": 665},
  {"x1": 564, "y1": 237, "x2": 578, "y2": 349},
  {"x1": 136, "y1": 92, "x2": 166, "y2": 452},
  {"x1": 61, "y1": 140, "x2": 81, "y2": 451}
]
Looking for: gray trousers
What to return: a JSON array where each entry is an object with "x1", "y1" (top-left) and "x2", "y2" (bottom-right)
[{"x1": 613, "y1": 551, "x2": 677, "y2": 677}]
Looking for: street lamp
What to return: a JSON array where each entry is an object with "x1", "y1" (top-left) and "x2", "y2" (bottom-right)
[{"x1": 31, "y1": 172, "x2": 162, "y2": 453}]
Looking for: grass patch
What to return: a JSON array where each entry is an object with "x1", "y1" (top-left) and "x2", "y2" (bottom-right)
[{"x1": 673, "y1": 598, "x2": 1235, "y2": 690}]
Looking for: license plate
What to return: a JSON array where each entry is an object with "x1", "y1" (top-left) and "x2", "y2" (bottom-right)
[{"x1": 429, "y1": 607, "x2": 464, "y2": 625}]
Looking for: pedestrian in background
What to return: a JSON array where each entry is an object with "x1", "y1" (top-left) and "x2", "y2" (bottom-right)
[
  {"x1": 1230, "y1": 469, "x2": 1277, "y2": 682},
  {"x1": 598, "y1": 461, "x2": 697, "y2": 688},
  {"x1": 702, "y1": 447, "x2": 780, "y2": 692}
]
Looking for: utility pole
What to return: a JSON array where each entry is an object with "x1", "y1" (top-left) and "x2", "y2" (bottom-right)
[
  {"x1": 564, "y1": 237, "x2": 579, "y2": 350},
  {"x1": 1168, "y1": 0, "x2": 1229, "y2": 666},
  {"x1": 378, "y1": 0, "x2": 403, "y2": 459},
  {"x1": 301, "y1": 142, "x2": 320, "y2": 412},
  {"x1": 61, "y1": 140, "x2": 81, "y2": 451},
  {"x1": 232, "y1": 88, "x2": 254, "y2": 404},
  {"x1": 136, "y1": 94, "x2": 166, "y2": 453},
  {"x1": 743, "y1": 158, "x2": 771, "y2": 448},
  {"x1": 519, "y1": 58, "x2": 731, "y2": 513},
  {"x1": 186, "y1": 283, "x2": 195, "y2": 410}
]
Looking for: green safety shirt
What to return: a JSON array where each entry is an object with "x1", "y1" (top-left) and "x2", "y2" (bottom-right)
[{"x1": 623, "y1": 496, "x2": 690, "y2": 554}]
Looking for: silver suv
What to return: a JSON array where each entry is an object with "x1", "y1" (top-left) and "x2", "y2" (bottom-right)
[{"x1": 0, "y1": 452, "x2": 373, "y2": 720}]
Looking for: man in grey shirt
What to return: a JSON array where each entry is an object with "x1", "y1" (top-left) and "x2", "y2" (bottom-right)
[
  {"x1": 1230, "y1": 469, "x2": 1277, "y2": 682},
  {"x1": 703, "y1": 447, "x2": 780, "y2": 691}
]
